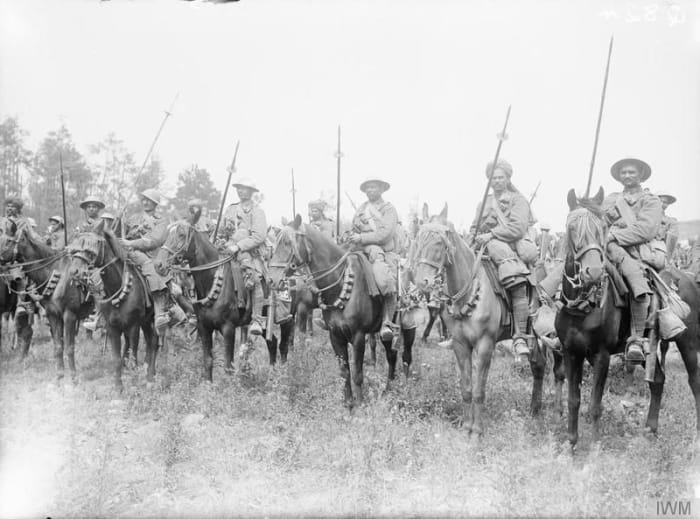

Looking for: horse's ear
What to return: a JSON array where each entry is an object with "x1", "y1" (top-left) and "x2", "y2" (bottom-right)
[
  {"x1": 422, "y1": 203, "x2": 429, "y2": 223},
  {"x1": 281, "y1": 216, "x2": 289, "y2": 226},
  {"x1": 567, "y1": 189, "x2": 578, "y2": 211},
  {"x1": 592, "y1": 186, "x2": 605, "y2": 206},
  {"x1": 292, "y1": 214, "x2": 302, "y2": 229},
  {"x1": 439, "y1": 203, "x2": 448, "y2": 222}
]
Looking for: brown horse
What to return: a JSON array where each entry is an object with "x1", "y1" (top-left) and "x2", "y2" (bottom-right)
[
  {"x1": 557, "y1": 188, "x2": 700, "y2": 450},
  {"x1": 412, "y1": 204, "x2": 553, "y2": 435},
  {"x1": 154, "y1": 211, "x2": 285, "y2": 381},
  {"x1": 271, "y1": 215, "x2": 416, "y2": 405},
  {"x1": 68, "y1": 221, "x2": 159, "y2": 391},
  {"x1": 0, "y1": 220, "x2": 93, "y2": 378}
]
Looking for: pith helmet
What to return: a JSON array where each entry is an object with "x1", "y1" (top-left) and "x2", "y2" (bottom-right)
[
  {"x1": 80, "y1": 196, "x2": 105, "y2": 210},
  {"x1": 657, "y1": 191, "x2": 677, "y2": 205},
  {"x1": 610, "y1": 158, "x2": 651, "y2": 182},
  {"x1": 140, "y1": 188, "x2": 162, "y2": 206},
  {"x1": 231, "y1": 177, "x2": 259, "y2": 192},
  {"x1": 48, "y1": 215, "x2": 65, "y2": 226},
  {"x1": 360, "y1": 177, "x2": 390, "y2": 193}
]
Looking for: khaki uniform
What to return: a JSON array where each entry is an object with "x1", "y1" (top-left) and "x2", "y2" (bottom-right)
[
  {"x1": 657, "y1": 214, "x2": 679, "y2": 262},
  {"x1": 124, "y1": 211, "x2": 169, "y2": 292}
]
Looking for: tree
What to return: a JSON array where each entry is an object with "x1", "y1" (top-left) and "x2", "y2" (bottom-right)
[
  {"x1": 87, "y1": 133, "x2": 138, "y2": 211},
  {"x1": 0, "y1": 117, "x2": 32, "y2": 208},
  {"x1": 171, "y1": 164, "x2": 222, "y2": 214},
  {"x1": 27, "y1": 125, "x2": 94, "y2": 230}
]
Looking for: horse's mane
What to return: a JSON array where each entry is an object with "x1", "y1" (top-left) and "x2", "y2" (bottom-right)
[
  {"x1": 101, "y1": 227, "x2": 129, "y2": 263},
  {"x1": 20, "y1": 225, "x2": 57, "y2": 258},
  {"x1": 574, "y1": 197, "x2": 604, "y2": 218}
]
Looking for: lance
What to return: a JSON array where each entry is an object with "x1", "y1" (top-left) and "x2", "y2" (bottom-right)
[
  {"x1": 344, "y1": 190, "x2": 357, "y2": 211},
  {"x1": 584, "y1": 36, "x2": 614, "y2": 198},
  {"x1": 291, "y1": 168, "x2": 296, "y2": 218},
  {"x1": 114, "y1": 92, "x2": 179, "y2": 232},
  {"x1": 334, "y1": 125, "x2": 343, "y2": 238},
  {"x1": 529, "y1": 180, "x2": 542, "y2": 205},
  {"x1": 471, "y1": 105, "x2": 512, "y2": 247},
  {"x1": 59, "y1": 152, "x2": 68, "y2": 246},
  {"x1": 212, "y1": 140, "x2": 240, "y2": 241}
]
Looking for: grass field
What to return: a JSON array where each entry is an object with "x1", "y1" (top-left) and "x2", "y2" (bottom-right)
[{"x1": 2, "y1": 310, "x2": 700, "y2": 518}]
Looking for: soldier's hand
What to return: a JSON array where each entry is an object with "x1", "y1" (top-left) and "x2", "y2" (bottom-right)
[
  {"x1": 348, "y1": 233, "x2": 362, "y2": 245},
  {"x1": 227, "y1": 244, "x2": 240, "y2": 256},
  {"x1": 475, "y1": 232, "x2": 493, "y2": 247}
]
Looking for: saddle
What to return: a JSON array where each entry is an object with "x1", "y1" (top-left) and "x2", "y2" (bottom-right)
[
  {"x1": 355, "y1": 252, "x2": 382, "y2": 298},
  {"x1": 480, "y1": 255, "x2": 513, "y2": 331},
  {"x1": 125, "y1": 261, "x2": 153, "y2": 309}
]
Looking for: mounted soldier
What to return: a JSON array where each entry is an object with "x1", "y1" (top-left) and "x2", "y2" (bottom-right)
[
  {"x1": 602, "y1": 157, "x2": 663, "y2": 363},
  {"x1": 75, "y1": 196, "x2": 105, "y2": 234},
  {"x1": 308, "y1": 199, "x2": 335, "y2": 238},
  {"x1": 468, "y1": 159, "x2": 537, "y2": 358},
  {"x1": 120, "y1": 189, "x2": 172, "y2": 333},
  {"x1": 1, "y1": 198, "x2": 36, "y2": 318},
  {"x1": 45, "y1": 216, "x2": 66, "y2": 250},
  {"x1": 656, "y1": 191, "x2": 679, "y2": 263},
  {"x1": 220, "y1": 177, "x2": 268, "y2": 336},
  {"x1": 348, "y1": 177, "x2": 399, "y2": 341}
]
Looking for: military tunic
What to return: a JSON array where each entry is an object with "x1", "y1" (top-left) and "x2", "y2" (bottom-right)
[
  {"x1": 123, "y1": 210, "x2": 169, "y2": 291},
  {"x1": 221, "y1": 200, "x2": 268, "y2": 283},
  {"x1": 75, "y1": 217, "x2": 102, "y2": 234},
  {"x1": 45, "y1": 230, "x2": 66, "y2": 250},
  {"x1": 352, "y1": 198, "x2": 399, "y2": 294}
]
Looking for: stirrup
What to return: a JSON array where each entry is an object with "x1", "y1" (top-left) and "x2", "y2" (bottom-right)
[
  {"x1": 248, "y1": 321, "x2": 264, "y2": 336},
  {"x1": 155, "y1": 312, "x2": 170, "y2": 331},
  {"x1": 83, "y1": 320, "x2": 100, "y2": 332},
  {"x1": 625, "y1": 338, "x2": 646, "y2": 364},
  {"x1": 437, "y1": 338, "x2": 453, "y2": 349},
  {"x1": 513, "y1": 337, "x2": 530, "y2": 357}
]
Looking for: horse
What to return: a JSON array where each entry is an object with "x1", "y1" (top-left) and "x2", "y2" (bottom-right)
[
  {"x1": 154, "y1": 210, "x2": 284, "y2": 381},
  {"x1": 67, "y1": 220, "x2": 159, "y2": 391},
  {"x1": 271, "y1": 215, "x2": 416, "y2": 406},
  {"x1": 556, "y1": 188, "x2": 700, "y2": 450},
  {"x1": 412, "y1": 204, "x2": 553, "y2": 436},
  {"x1": 0, "y1": 220, "x2": 93, "y2": 378}
]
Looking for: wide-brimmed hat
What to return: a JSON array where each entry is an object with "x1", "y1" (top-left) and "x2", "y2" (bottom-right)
[
  {"x1": 231, "y1": 177, "x2": 259, "y2": 192},
  {"x1": 48, "y1": 215, "x2": 64, "y2": 226},
  {"x1": 360, "y1": 177, "x2": 390, "y2": 193},
  {"x1": 5, "y1": 197, "x2": 24, "y2": 210},
  {"x1": 610, "y1": 158, "x2": 651, "y2": 182},
  {"x1": 485, "y1": 159, "x2": 513, "y2": 178},
  {"x1": 657, "y1": 191, "x2": 677, "y2": 205},
  {"x1": 80, "y1": 196, "x2": 105, "y2": 210},
  {"x1": 140, "y1": 188, "x2": 162, "y2": 206}
]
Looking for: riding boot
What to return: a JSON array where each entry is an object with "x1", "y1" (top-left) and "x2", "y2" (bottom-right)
[
  {"x1": 380, "y1": 294, "x2": 397, "y2": 342},
  {"x1": 248, "y1": 282, "x2": 265, "y2": 336},
  {"x1": 152, "y1": 289, "x2": 170, "y2": 334},
  {"x1": 509, "y1": 283, "x2": 531, "y2": 357},
  {"x1": 626, "y1": 294, "x2": 650, "y2": 363}
]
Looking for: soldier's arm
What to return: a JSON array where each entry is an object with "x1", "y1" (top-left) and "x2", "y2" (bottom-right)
[
  {"x1": 128, "y1": 219, "x2": 168, "y2": 251},
  {"x1": 236, "y1": 207, "x2": 268, "y2": 252},
  {"x1": 360, "y1": 205, "x2": 398, "y2": 244},
  {"x1": 610, "y1": 195, "x2": 662, "y2": 247},
  {"x1": 490, "y1": 194, "x2": 529, "y2": 242}
]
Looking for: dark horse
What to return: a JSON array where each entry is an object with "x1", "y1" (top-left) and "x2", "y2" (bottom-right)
[
  {"x1": 271, "y1": 215, "x2": 416, "y2": 405},
  {"x1": 0, "y1": 221, "x2": 93, "y2": 378},
  {"x1": 412, "y1": 204, "x2": 553, "y2": 435},
  {"x1": 154, "y1": 211, "x2": 283, "y2": 381},
  {"x1": 68, "y1": 220, "x2": 159, "y2": 390},
  {"x1": 556, "y1": 188, "x2": 700, "y2": 449}
]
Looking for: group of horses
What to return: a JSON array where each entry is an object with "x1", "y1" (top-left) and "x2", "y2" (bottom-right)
[{"x1": 0, "y1": 187, "x2": 698, "y2": 451}]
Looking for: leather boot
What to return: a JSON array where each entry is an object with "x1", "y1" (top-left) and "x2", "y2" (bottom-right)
[
  {"x1": 248, "y1": 282, "x2": 265, "y2": 336},
  {"x1": 626, "y1": 295, "x2": 650, "y2": 363},
  {"x1": 509, "y1": 284, "x2": 531, "y2": 358},
  {"x1": 153, "y1": 290, "x2": 170, "y2": 334},
  {"x1": 380, "y1": 294, "x2": 397, "y2": 342}
]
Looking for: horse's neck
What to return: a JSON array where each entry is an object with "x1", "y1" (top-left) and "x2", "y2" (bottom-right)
[
  {"x1": 307, "y1": 235, "x2": 344, "y2": 293},
  {"x1": 188, "y1": 233, "x2": 219, "y2": 295},
  {"x1": 100, "y1": 246, "x2": 125, "y2": 294},
  {"x1": 19, "y1": 241, "x2": 55, "y2": 284},
  {"x1": 445, "y1": 235, "x2": 475, "y2": 295}
]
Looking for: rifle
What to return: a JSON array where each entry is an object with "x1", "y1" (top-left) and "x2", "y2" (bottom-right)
[
  {"x1": 344, "y1": 191, "x2": 357, "y2": 211},
  {"x1": 58, "y1": 152, "x2": 68, "y2": 246},
  {"x1": 471, "y1": 105, "x2": 512, "y2": 247},
  {"x1": 529, "y1": 180, "x2": 542, "y2": 205},
  {"x1": 212, "y1": 140, "x2": 240, "y2": 241},
  {"x1": 584, "y1": 36, "x2": 614, "y2": 198},
  {"x1": 335, "y1": 126, "x2": 343, "y2": 238}
]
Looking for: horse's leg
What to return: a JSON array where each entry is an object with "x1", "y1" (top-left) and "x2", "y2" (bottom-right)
[
  {"x1": 453, "y1": 340, "x2": 474, "y2": 432},
  {"x1": 645, "y1": 340, "x2": 668, "y2": 435},
  {"x1": 675, "y1": 334, "x2": 700, "y2": 450},
  {"x1": 107, "y1": 326, "x2": 123, "y2": 392},
  {"x1": 16, "y1": 313, "x2": 33, "y2": 361},
  {"x1": 553, "y1": 350, "x2": 566, "y2": 417},
  {"x1": 330, "y1": 328, "x2": 353, "y2": 405},
  {"x1": 222, "y1": 323, "x2": 236, "y2": 375},
  {"x1": 64, "y1": 311, "x2": 78, "y2": 381},
  {"x1": 367, "y1": 333, "x2": 377, "y2": 367},
  {"x1": 45, "y1": 313, "x2": 64, "y2": 378},
  {"x1": 278, "y1": 320, "x2": 292, "y2": 363},
  {"x1": 381, "y1": 333, "x2": 398, "y2": 390},
  {"x1": 351, "y1": 331, "x2": 368, "y2": 404},
  {"x1": 529, "y1": 338, "x2": 547, "y2": 417},
  {"x1": 199, "y1": 323, "x2": 214, "y2": 382},
  {"x1": 472, "y1": 335, "x2": 495, "y2": 437},
  {"x1": 421, "y1": 307, "x2": 437, "y2": 345},
  {"x1": 142, "y1": 321, "x2": 158, "y2": 383},
  {"x1": 589, "y1": 349, "x2": 610, "y2": 443},
  {"x1": 295, "y1": 301, "x2": 307, "y2": 349},
  {"x1": 401, "y1": 326, "x2": 416, "y2": 378},
  {"x1": 266, "y1": 334, "x2": 279, "y2": 366},
  {"x1": 126, "y1": 326, "x2": 140, "y2": 367},
  {"x1": 564, "y1": 350, "x2": 584, "y2": 449}
]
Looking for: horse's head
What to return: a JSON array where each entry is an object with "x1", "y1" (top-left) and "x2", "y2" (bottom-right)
[
  {"x1": 67, "y1": 220, "x2": 107, "y2": 279},
  {"x1": 564, "y1": 187, "x2": 606, "y2": 287},
  {"x1": 412, "y1": 203, "x2": 453, "y2": 291},
  {"x1": 0, "y1": 219, "x2": 20, "y2": 264},
  {"x1": 155, "y1": 215, "x2": 197, "y2": 276},
  {"x1": 269, "y1": 214, "x2": 309, "y2": 289}
]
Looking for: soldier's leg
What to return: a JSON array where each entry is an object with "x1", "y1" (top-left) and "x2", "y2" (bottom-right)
[
  {"x1": 11, "y1": 267, "x2": 30, "y2": 318},
  {"x1": 370, "y1": 250, "x2": 398, "y2": 342},
  {"x1": 130, "y1": 251, "x2": 171, "y2": 333},
  {"x1": 608, "y1": 242, "x2": 651, "y2": 362}
]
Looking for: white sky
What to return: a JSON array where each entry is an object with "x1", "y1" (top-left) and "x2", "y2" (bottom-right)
[{"x1": 1, "y1": 0, "x2": 699, "y2": 231}]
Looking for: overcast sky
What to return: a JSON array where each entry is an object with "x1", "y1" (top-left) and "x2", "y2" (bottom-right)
[{"x1": 1, "y1": 0, "x2": 698, "y2": 231}]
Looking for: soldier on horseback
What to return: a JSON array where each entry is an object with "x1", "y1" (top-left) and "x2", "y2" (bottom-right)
[
  {"x1": 602, "y1": 157, "x2": 663, "y2": 363},
  {"x1": 656, "y1": 192, "x2": 679, "y2": 263},
  {"x1": 75, "y1": 196, "x2": 105, "y2": 233},
  {"x1": 469, "y1": 159, "x2": 537, "y2": 358},
  {"x1": 348, "y1": 177, "x2": 399, "y2": 342},
  {"x1": 45, "y1": 216, "x2": 66, "y2": 250},
  {"x1": 120, "y1": 189, "x2": 172, "y2": 333},
  {"x1": 308, "y1": 199, "x2": 335, "y2": 238},
  {"x1": 221, "y1": 177, "x2": 268, "y2": 336}
]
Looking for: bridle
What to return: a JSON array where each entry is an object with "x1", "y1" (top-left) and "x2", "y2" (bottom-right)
[{"x1": 160, "y1": 221, "x2": 195, "y2": 268}]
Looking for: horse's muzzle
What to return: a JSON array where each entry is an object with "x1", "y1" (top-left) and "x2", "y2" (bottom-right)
[{"x1": 581, "y1": 264, "x2": 603, "y2": 284}]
